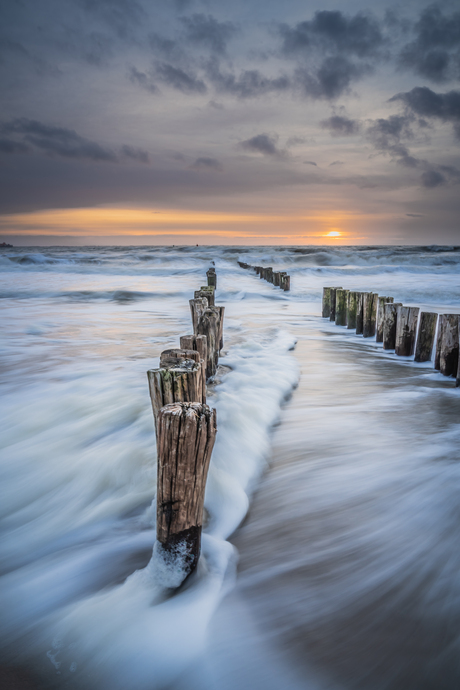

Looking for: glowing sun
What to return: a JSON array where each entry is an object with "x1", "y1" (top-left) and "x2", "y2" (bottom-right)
[{"x1": 325, "y1": 230, "x2": 342, "y2": 238}]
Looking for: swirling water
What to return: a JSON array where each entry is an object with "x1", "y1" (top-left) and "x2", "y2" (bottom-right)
[{"x1": 1, "y1": 244, "x2": 460, "y2": 690}]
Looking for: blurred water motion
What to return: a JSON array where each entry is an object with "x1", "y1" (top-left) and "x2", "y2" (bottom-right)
[{"x1": 1, "y1": 246, "x2": 460, "y2": 689}]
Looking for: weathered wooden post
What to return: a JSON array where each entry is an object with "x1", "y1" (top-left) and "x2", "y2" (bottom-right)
[
  {"x1": 329, "y1": 287, "x2": 342, "y2": 322},
  {"x1": 194, "y1": 286, "x2": 215, "y2": 307},
  {"x1": 197, "y1": 306, "x2": 220, "y2": 378},
  {"x1": 147, "y1": 355, "x2": 205, "y2": 431},
  {"x1": 355, "y1": 292, "x2": 366, "y2": 334},
  {"x1": 206, "y1": 268, "x2": 217, "y2": 289},
  {"x1": 190, "y1": 297, "x2": 208, "y2": 334},
  {"x1": 346, "y1": 291, "x2": 359, "y2": 329},
  {"x1": 414, "y1": 312, "x2": 438, "y2": 362},
  {"x1": 395, "y1": 306, "x2": 420, "y2": 356},
  {"x1": 283, "y1": 275, "x2": 290, "y2": 291},
  {"x1": 322, "y1": 287, "x2": 332, "y2": 318},
  {"x1": 154, "y1": 402, "x2": 217, "y2": 586},
  {"x1": 376, "y1": 297, "x2": 394, "y2": 342},
  {"x1": 274, "y1": 272, "x2": 281, "y2": 287},
  {"x1": 382, "y1": 302, "x2": 402, "y2": 349},
  {"x1": 335, "y1": 289, "x2": 349, "y2": 326},
  {"x1": 265, "y1": 267, "x2": 273, "y2": 283},
  {"x1": 435, "y1": 314, "x2": 459, "y2": 376},
  {"x1": 259, "y1": 267, "x2": 264, "y2": 279},
  {"x1": 363, "y1": 292, "x2": 378, "y2": 338},
  {"x1": 180, "y1": 335, "x2": 207, "y2": 400}
]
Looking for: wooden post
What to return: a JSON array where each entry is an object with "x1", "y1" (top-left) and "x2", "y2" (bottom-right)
[
  {"x1": 266, "y1": 267, "x2": 273, "y2": 283},
  {"x1": 435, "y1": 314, "x2": 459, "y2": 376},
  {"x1": 274, "y1": 272, "x2": 281, "y2": 287},
  {"x1": 147, "y1": 356, "x2": 205, "y2": 431},
  {"x1": 283, "y1": 275, "x2": 290, "y2": 291},
  {"x1": 216, "y1": 306, "x2": 225, "y2": 352},
  {"x1": 382, "y1": 302, "x2": 402, "y2": 349},
  {"x1": 197, "y1": 307, "x2": 220, "y2": 379},
  {"x1": 180, "y1": 335, "x2": 207, "y2": 401},
  {"x1": 206, "y1": 268, "x2": 217, "y2": 289},
  {"x1": 155, "y1": 402, "x2": 216, "y2": 586},
  {"x1": 355, "y1": 292, "x2": 365, "y2": 334},
  {"x1": 376, "y1": 297, "x2": 394, "y2": 342},
  {"x1": 395, "y1": 306, "x2": 420, "y2": 356},
  {"x1": 190, "y1": 297, "x2": 208, "y2": 334},
  {"x1": 346, "y1": 291, "x2": 359, "y2": 329},
  {"x1": 329, "y1": 287, "x2": 342, "y2": 322},
  {"x1": 279, "y1": 272, "x2": 287, "y2": 290},
  {"x1": 259, "y1": 267, "x2": 264, "y2": 279},
  {"x1": 322, "y1": 287, "x2": 332, "y2": 318},
  {"x1": 414, "y1": 312, "x2": 437, "y2": 362},
  {"x1": 194, "y1": 286, "x2": 215, "y2": 307},
  {"x1": 335, "y1": 289, "x2": 349, "y2": 326},
  {"x1": 160, "y1": 348, "x2": 200, "y2": 367},
  {"x1": 363, "y1": 292, "x2": 378, "y2": 338}
]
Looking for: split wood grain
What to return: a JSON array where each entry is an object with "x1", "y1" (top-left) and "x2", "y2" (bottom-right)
[
  {"x1": 414, "y1": 312, "x2": 437, "y2": 362},
  {"x1": 156, "y1": 402, "x2": 217, "y2": 583},
  {"x1": 395, "y1": 306, "x2": 420, "y2": 356}
]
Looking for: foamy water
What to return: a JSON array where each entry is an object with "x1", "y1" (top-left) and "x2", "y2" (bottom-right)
[{"x1": 1, "y1": 245, "x2": 460, "y2": 689}]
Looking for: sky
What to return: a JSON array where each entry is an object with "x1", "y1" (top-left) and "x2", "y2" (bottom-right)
[{"x1": 1, "y1": 0, "x2": 460, "y2": 245}]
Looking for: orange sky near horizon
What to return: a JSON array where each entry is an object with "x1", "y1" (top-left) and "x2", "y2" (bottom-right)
[{"x1": 0, "y1": 206, "x2": 395, "y2": 244}]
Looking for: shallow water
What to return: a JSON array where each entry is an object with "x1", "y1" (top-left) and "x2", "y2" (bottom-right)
[{"x1": 1, "y1": 245, "x2": 459, "y2": 689}]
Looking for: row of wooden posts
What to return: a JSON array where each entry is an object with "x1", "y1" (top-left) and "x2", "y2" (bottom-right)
[
  {"x1": 146, "y1": 266, "x2": 224, "y2": 585},
  {"x1": 323, "y1": 287, "x2": 460, "y2": 386},
  {"x1": 237, "y1": 261, "x2": 291, "y2": 291}
]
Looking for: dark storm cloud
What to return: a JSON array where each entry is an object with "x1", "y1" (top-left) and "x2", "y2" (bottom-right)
[
  {"x1": 294, "y1": 57, "x2": 369, "y2": 99},
  {"x1": 320, "y1": 114, "x2": 361, "y2": 135},
  {"x1": 278, "y1": 10, "x2": 386, "y2": 99},
  {"x1": 75, "y1": 0, "x2": 147, "y2": 38},
  {"x1": 239, "y1": 134, "x2": 285, "y2": 158},
  {"x1": 1, "y1": 119, "x2": 118, "y2": 162},
  {"x1": 206, "y1": 60, "x2": 290, "y2": 98},
  {"x1": 121, "y1": 145, "x2": 150, "y2": 164},
  {"x1": 155, "y1": 62, "x2": 207, "y2": 94},
  {"x1": 128, "y1": 66, "x2": 159, "y2": 94},
  {"x1": 279, "y1": 10, "x2": 385, "y2": 58},
  {"x1": 0, "y1": 119, "x2": 151, "y2": 165},
  {"x1": 180, "y1": 14, "x2": 238, "y2": 55},
  {"x1": 0, "y1": 139, "x2": 30, "y2": 154},
  {"x1": 390, "y1": 87, "x2": 460, "y2": 139},
  {"x1": 399, "y1": 4, "x2": 460, "y2": 82},
  {"x1": 190, "y1": 157, "x2": 223, "y2": 171}
]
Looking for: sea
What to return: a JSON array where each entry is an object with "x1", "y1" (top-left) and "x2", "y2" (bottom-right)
[{"x1": 1, "y1": 244, "x2": 460, "y2": 690}]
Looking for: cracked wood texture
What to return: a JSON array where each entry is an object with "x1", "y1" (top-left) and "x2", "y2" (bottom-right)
[
  {"x1": 180, "y1": 335, "x2": 207, "y2": 401},
  {"x1": 329, "y1": 287, "x2": 342, "y2": 322},
  {"x1": 156, "y1": 402, "x2": 217, "y2": 578},
  {"x1": 395, "y1": 306, "x2": 420, "y2": 356},
  {"x1": 147, "y1": 358, "x2": 204, "y2": 433},
  {"x1": 346, "y1": 291, "x2": 359, "y2": 330},
  {"x1": 355, "y1": 292, "x2": 367, "y2": 335},
  {"x1": 335, "y1": 289, "x2": 349, "y2": 326},
  {"x1": 194, "y1": 286, "x2": 215, "y2": 307},
  {"x1": 206, "y1": 268, "x2": 216, "y2": 288},
  {"x1": 414, "y1": 312, "x2": 438, "y2": 362},
  {"x1": 435, "y1": 314, "x2": 459, "y2": 376},
  {"x1": 322, "y1": 287, "x2": 331, "y2": 318},
  {"x1": 197, "y1": 307, "x2": 220, "y2": 379},
  {"x1": 383, "y1": 302, "x2": 402, "y2": 349},
  {"x1": 376, "y1": 297, "x2": 394, "y2": 342},
  {"x1": 363, "y1": 292, "x2": 378, "y2": 338},
  {"x1": 189, "y1": 297, "x2": 208, "y2": 334}
]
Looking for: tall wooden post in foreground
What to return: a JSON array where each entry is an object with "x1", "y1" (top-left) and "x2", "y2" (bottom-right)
[{"x1": 155, "y1": 402, "x2": 217, "y2": 586}]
